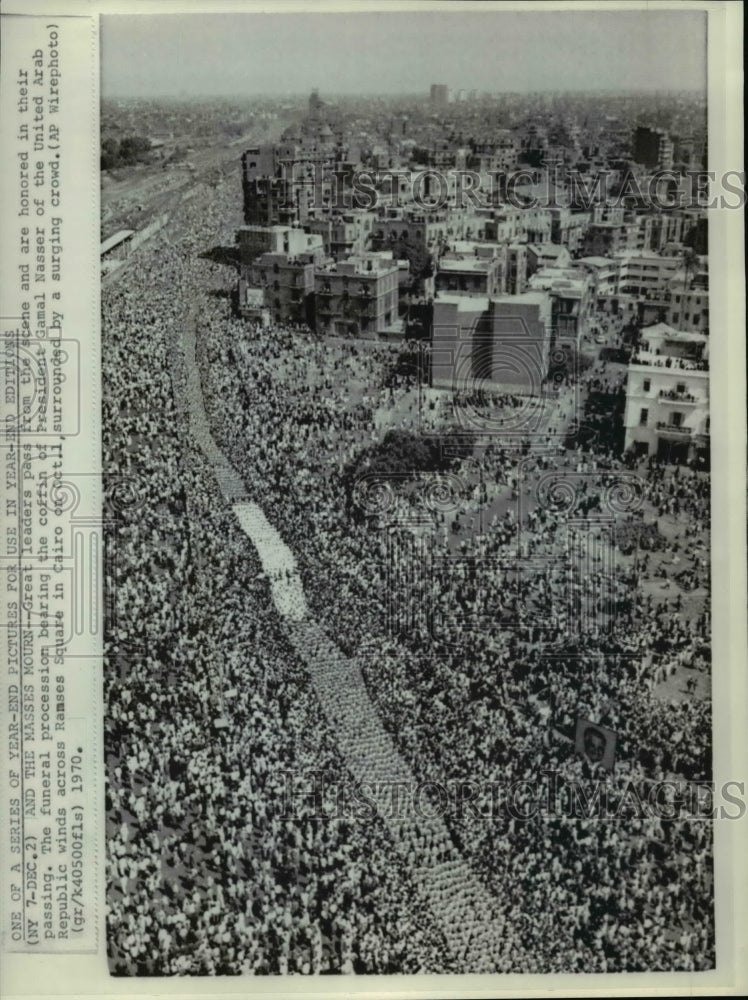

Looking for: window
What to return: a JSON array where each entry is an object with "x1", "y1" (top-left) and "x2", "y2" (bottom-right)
[
  {"x1": 643, "y1": 379, "x2": 651, "y2": 392},
  {"x1": 676, "y1": 383, "x2": 686, "y2": 393},
  {"x1": 639, "y1": 408, "x2": 648, "y2": 426},
  {"x1": 670, "y1": 412, "x2": 683, "y2": 427}
]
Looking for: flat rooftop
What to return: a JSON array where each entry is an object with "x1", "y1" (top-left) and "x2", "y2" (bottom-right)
[{"x1": 438, "y1": 258, "x2": 494, "y2": 272}]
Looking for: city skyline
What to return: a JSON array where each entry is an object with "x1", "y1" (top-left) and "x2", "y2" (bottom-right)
[{"x1": 101, "y1": 9, "x2": 707, "y2": 99}]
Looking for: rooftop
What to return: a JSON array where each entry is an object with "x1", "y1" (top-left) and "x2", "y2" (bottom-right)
[
  {"x1": 435, "y1": 294, "x2": 490, "y2": 312},
  {"x1": 575, "y1": 256, "x2": 618, "y2": 269},
  {"x1": 438, "y1": 257, "x2": 494, "y2": 272},
  {"x1": 435, "y1": 290, "x2": 550, "y2": 312},
  {"x1": 528, "y1": 267, "x2": 589, "y2": 295},
  {"x1": 630, "y1": 351, "x2": 709, "y2": 373},
  {"x1": 614, "y1": 250, "x2": 679, "y2": 262},
  {"x1": 527, "y1": 243, "x2": 568, "y2": 257},
  {"x1": 641, "y1": 322, "x2": 708, "y2": 344},
  {"x1": 493, "y1": 291, "x2": 550, "y2": 308},
  {"x1": 316, "y1": 254, "x2": 398, "y2": 276}
]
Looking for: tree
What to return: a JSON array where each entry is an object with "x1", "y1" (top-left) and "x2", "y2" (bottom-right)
[
  {"x1": 100, "y1": 134, "x2": 152, "y2": 170},
  {"x1": 342, "y1": 430, "x2": 472, "y2": 518}
]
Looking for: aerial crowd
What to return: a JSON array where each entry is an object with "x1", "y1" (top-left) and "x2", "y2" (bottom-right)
[{"x1": 103, "y1": 175, "x2": 714, "y2": 976}]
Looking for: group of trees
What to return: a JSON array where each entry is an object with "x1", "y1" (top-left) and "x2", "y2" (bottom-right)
[
  {"x1": 342, "y1": 429, "x2": 473, "y2": 518},
  {"x1": 370, "y1": 231, "x2": 433, "y2": 295},
  {"x1": 101, "y1": 135, "x2": 153, "y2": 171},
  {"x1": 567, "y1": 387, "x2": 627, "y2": 455}
]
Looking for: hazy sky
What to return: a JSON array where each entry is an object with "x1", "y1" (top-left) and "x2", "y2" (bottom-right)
[{"x1": 101, "y1": 9, "x2": 707, "y2": 98}]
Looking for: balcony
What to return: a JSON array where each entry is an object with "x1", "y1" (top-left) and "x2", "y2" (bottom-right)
[
  {"x1": 656, "y1": 421, "x2": 692, "y2": 437},
  {"x1": 631, "y1": 353, "x2": 709, "y2": 373},
  {"x1": 658, "y1": 389, "x2": 700, "y2": 404}
]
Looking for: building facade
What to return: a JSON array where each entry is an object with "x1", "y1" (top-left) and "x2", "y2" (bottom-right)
[
  {"x1": 623, "y1": 325, "x2": 709, "y2": 464},
  {"x1": 314, "y1": 253, "x2": 400, "y2": 337},
  {"x1": 527, "y1": 267, "x2": 592, "y2": 339},
  {"x1": 435, "y1": 250, "x2": 505, "y2": 298},
  {"x1": 431, "y1": 291, "x2": 553, "y2": 394}
]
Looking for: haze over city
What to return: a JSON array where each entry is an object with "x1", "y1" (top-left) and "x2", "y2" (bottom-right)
[{"x1": 101, "y1": 9, "x2": 706, "y2": 98}]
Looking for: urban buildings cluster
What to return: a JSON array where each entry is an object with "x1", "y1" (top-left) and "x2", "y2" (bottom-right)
[{"x1": 235, "y1": 88, "x2": 709, "y2": 465}]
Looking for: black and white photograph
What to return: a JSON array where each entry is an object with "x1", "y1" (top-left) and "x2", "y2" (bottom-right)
[{"x1": 95, "y1": 1, "x2": 731, "y2": 981}]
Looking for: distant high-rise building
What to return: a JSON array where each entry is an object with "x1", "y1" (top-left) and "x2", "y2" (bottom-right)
[
  {"x1": 390, "y1": 113, "x2": 409, "y2": 137},
  {"x1": 430, "y1": 83, "x2": 449, "y2": 108},
  {"x1": 632, "y1": 126, "x2": 673, "y2": 171},
  {"x1": 632, "y1": 127, "x2": 660, "y2": 169}
]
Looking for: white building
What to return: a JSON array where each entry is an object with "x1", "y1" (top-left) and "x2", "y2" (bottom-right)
[
  {"x1": 573, "y1": 256, "x2": 620, "y2": 299},
  {"x1": 614, "y1": 251, "x2": 680, "y2": 297},
  {"x1": 623, "y1": 324, "x2": 709, "y2": 464}
]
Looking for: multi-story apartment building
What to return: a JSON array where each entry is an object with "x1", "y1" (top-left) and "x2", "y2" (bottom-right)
[
  {"x1": 236, "y1": 224, "x2": 325, "y2": 325},
  {"x1": 240, "y1": 251, "x2": 318, "y2": 327},
  {"x1": 435, "y1": 249, "x2": 505, "y2": 298},
  {"x1": 632, "y1": 126, "x2": 674, "y2": 171},
  {"x1": 506, "y1": 243, "x2": 529, "y2": 295},
  {"x1": 527, "y1": 266, "x2": 592, "y2": 339},
  {"x1": 665, "y1": 285, "x2": 709, "y2": 335},
  {"x1": 582, "y1": 221, "x2": 629, "y2": 258},
  {"x1": 615, "y1": 252, "x2": 681, "y2": 297},
  {"x1": 629, "y1": 212, "x2": 689, "y2": 253},
  {"x1": 483, "y1": 206, "x2": 551, "y2": 244},
  {"x1": 314, "y1": 252, "x2": 400, "y2": 337},
  {"x1": 637, "y1": 258, "x2": 709, "y2": 335},
  {"x1": 430, "y1": 83, "x2": 449, "y2": 107},
  {"x1": 572, "y1": 256, "x2": 620, "y2": 300},
  {"x1": 374, "y1": 207, "x2": 487, "y2": 253},
  {"x1": 526, "y1": 243, "x2": 572, "y2": 277},
  {"x1": 549, "y1": 207, "x2": 589, "y2": 252},
  {"x1": 623, "y1": 324, "x2": 709, "y2": 464},
  {"x1": 468, "y1": 133, "x2": 519, "y2": 174},
  {"x1": 306, "y1": 210, "x2": 377, "y2": 259},
  {"x1": 241, "y1": 103, "x2": 358, "y2": 228},
  {"x1": 236, "y1": 224, "x2": 324, "y2": 268}
]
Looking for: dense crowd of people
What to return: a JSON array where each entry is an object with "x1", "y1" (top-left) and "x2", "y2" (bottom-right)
[
  {"x1": 104, "y1": 170, "x2": 714, "y2": 975},
  {"x1": 103, "y1": 181, "x2": 453, "y2": 975}
]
